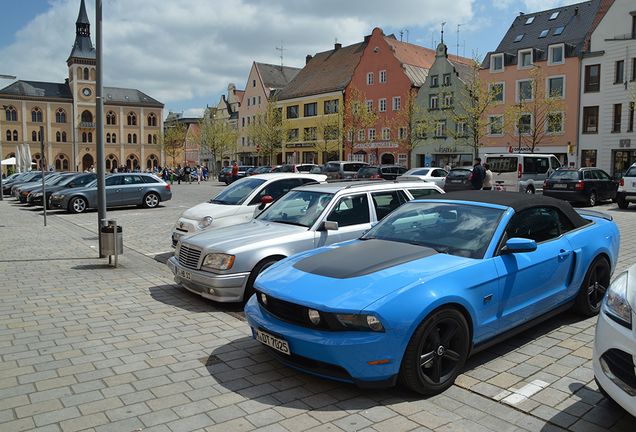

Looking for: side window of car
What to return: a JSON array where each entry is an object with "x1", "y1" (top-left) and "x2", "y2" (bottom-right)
[
  {"x1": 371, "y1": 190, "x2": 409, "y2": 220},
  {"x1": 408, "y1": 188, "x2": 441, "y2": 199},
  {"x1": 327, "y1": 194, "x2": 370, "y2": 227},
  {"x1": 584, "y1": 170, "x2": 595, "y2": 180},
  {"x1": 105, "y1": 176, "x2": 122, "y2": 186},
  {"x1": 142, "y1": 175, "x2": 159, "y2": 183},
  {"x1": 249, "y1": 179, "x2": 301, "y2": 205},
  {"x1": 506, "y1": 207, "x2": 560, "y2": 243},
  {"x1": 597, "y1": 170, "x2": 611, "y2": 180}
]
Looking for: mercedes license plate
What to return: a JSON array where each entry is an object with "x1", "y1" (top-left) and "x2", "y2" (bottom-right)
[
  {"x1": 252, "y1": 328, "x2": 290, "y2": 355},
  {"x1": 176, "y1": 268, "x2": 191, "y2": 280}
]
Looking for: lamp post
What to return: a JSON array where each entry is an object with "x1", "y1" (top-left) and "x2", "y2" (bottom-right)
[{"x1": 0, "y1": 104, "x2": 8, "y2": 201}]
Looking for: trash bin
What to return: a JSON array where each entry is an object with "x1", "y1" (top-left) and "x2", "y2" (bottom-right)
[{"x1": 100, "y1": 219, "x2": 123, "y2": 256}]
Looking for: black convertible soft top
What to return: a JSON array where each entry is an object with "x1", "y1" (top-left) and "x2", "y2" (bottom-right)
[{"x1": 420, "y1": 191, "x2": 590, "y2": 229}]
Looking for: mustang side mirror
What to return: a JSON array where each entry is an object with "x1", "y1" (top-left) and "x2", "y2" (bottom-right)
[
  {"x1": 258, "y1": 195, "x2": 274, "y2": 210},
  {"x1": 501, "y1": 237, "x2": 537, "y2": 254},
  {"x1": 319, "y1": 221, "x2": 338, "y2": 231}
]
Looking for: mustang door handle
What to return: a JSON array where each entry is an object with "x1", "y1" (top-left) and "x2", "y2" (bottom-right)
[{"x1": 558, "y1": 249, "x2": 571, "y2": 259}]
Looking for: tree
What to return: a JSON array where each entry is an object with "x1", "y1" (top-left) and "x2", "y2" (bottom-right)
[
  {"x1": 198, "y1": 108, "x2": 239, "y2": 173},
  {"x1": 341, "y1": 85, "x2": 378, "y2": 161},
  {"x1": 315, "y1": 105, "x2": 341, "y2": 163},
  {"x1": 504, "y1": 65, "x2": 568, "y2": 153},
  {"x1": 156, "y1": 116, "x2": 186, "y2": 167},
  {"x1": 245, "y1": 99, "x2": 287, "y2": 166}
]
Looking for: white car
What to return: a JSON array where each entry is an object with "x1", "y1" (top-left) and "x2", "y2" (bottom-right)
[
  {"x1": 616, "y1": 163, "x2": 636, "y2": 209},
  {"x1": 171, "y1": 173, "x2": 326, "y2": 246},
  {"x1": 398, "y1": 167, "x2": 447, "y2": 188},
  {"x1": 593, "y1": 263, "x2": 636, "y2": 417}
]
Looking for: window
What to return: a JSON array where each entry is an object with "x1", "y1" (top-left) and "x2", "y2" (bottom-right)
[
  {"x1": 56, "y1": 109, "x2": 66, "y2": 123},
  {"x1": 347, "y1": 130, "x2": 354, "y2": 141},
  {"x1": 517, "y1": 79, "x2": 533, "y2": 102},
  {"x1": 368, "y1": 128, "x2": 376, "y2": 141},
  {"x1": 525, "y1": 16, "x2": 535, "y2": 25},
  {"x1": 539, "y1": 29, "x2": 549, "y2": 38},
  {"x1": 506, "y1": 207, "x2": 570, "y2": 244},
  {"x1": 367, "y1": 72, "x2": 374, "y2": 85},
  {"x1": 33, "y1": 130, "x2": 40, "y2": 141},
  {"x1": 31, "y1": 108, "x2": 42, "y2": 122},
  {"x1": 252, "y1": 97, "x2": 256, "y2": 106},
  {"x1": 304, "y1": 103, "x2": 317, "y2": 117},
  {"x1": 247, "y1": 98, "x2": 250, "y2": 107},
  {"x1": 81, "y1": 110, "x2": 93, "y2": 123},
  {"x1": 252, "y1": 79, "x2": 256, "y2": 88},
  {"x1": 106, "y1": 133, "x2": 111, "y2": 143},
  {"x1": 289, "y1": 128, "x2": 299, "y2": 140},
  {"x1": 82, "y1": 132, "x2": 87, "y2": 142},
  {"x1": 358, "y1": 130, "x2": 364, "y2": 141},
  {"x1": 490, "y1": 82, "x2": 504, "y2": 103},
  {"x1": 258, "y1": 96, "x2": 261, "y2": 105},
  {"x1": 127, "y1": 133, "x2": 132, "y2": 143},
  {"x1": 147, "y1": 113, "x2": 157, "y2": 126},
  {"x1": 548, "y1": 44, "x2": 564, "y2": 65},
  {"x1": 111, "y1": 133, "x2": 115, "y2": 143},
  {"x1": 89, "y1": 132, "x2": 93, "y2": 142},
  {"x1": 633, "y1": 58, "x2": 636, "y2": 81},
  {"x1": 583, "y1": 106, "x2": 599, "y2": 133},
  {"x1": 415, "y1": 121, "x2": 426, "y2": 138},
  {"x1": 436, "y1": 122, "x2": 446, "y2": 137},
  {"x1": 353, "y1": 102, "x2": 360, "y2": 114},
  {"x1": 83, "y1": 68, "x2": 89, "y2": 80},
  {"x1": 399, "y1": 127, "x2": 408, "y2": 139},
  {"x1": 546, "y1": 112, "x2": 563, "y2": 134},
  {"x1": 547, "y1": 76, "x2": 565, "y2": 99},
  {"x1": 585, "y1": 65, "x2": 600, "y2": 92},
  {"x1": 443, "y1": 74, "x2": 450, "y2": 85},
  {"x1": 517, "y1": 114, "x2": 532, "y2": 135},
  {"x1": 56, "y1": 131, "x2": 61, "y2": 142},
  {"x1": 326, "y1": 194, "x2": 370, "y2": 227},
  {"x1": 613, "y1": 104, "x2": 622, "y2": 132},
  {"x1": 379, "y1": 98, "x2": 386, "y2": 112},
  {"x1": 490, "y1": 53, "x2": 504, "y2": 72},
  {"x1": 518, "y1": 49, "x2": 532, "y2": 69},
  {"x1": 392, "y1": 97, "x2": 401, "y2": 111},
  {"x1": 514, "y1": 34, "x2": 524, "y2": 43},
  {"x1": 430, "y1": 96, "x2": 438, "y2": 109},
  {"x1": 444, "y1": 95, "x2": 452, "y2": 107},
  {"x1": 554, "y1": 26, "x2": 564, "y2": 35},
  {"x1": 127, "y1": 113, "x2": 137, "y2": 125},
  {"x1": 324, "y1": 99, "x2": 338, "y2": 114},
  {"x1": 629, "y1": 102, "x2": 635, "y2": 132},
  {"x1": 488, "y1": 115, "x2": 503, "y2": 135},
  {"x1": 148, "y1": 134, "x2": 152, "y2": 144},
  {"x1": 379, "y1": 70, "x2": 386, "y2": 83},
  {"x1": 106, "y1": 111, "x2": 116, "y2": 125},
  {"x1": 5, "y1": 106, "x2": 17, "y2": 121},
  {"x1": 430, "y1": 75, "x2": 438, "y2": 87},
  {"x1": 456, "y1": 122, "x2": 466, "y2": 136},
  {"x1": 287, "y1": 105, "x2": 299, "y2": 119},
  {"x1": 6, "y1": 130, "x2": 11, "y2": 141},
  {"x1": 304, "y1": 127, "x2": 317, "y2": 141},
  {"x1": 615, "y1": 60, "x2": 624, "y2": 83},
  {"x1": 366, "y1": 100, "x2": 373, "y2": 113},
  {"x1": 382, "y1": 127, "x2": 390, "y2": 140},
  {"x1": 550, "y1": 11, "x2": 559, "y2": 20},
  {"x1": 62, "y1": 132, "x2": 66, "y2": 142}
]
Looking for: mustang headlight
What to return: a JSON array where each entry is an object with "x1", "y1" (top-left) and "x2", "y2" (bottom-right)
[
  {"x1": 202, "y1": 253, "x2": 235, "y2": 270},
  {"x1": 307, "y1": 309, "x2": 321, "y2": 325},
  {"x1": 335, "y1": 313, "x2": 385, "y2": 332},
  {"x1": 602, "y1": 271, "x2": 633, "y2": 329},
  {"x1": 198, "y1": 216, "x2": 213, "y2": 229}
]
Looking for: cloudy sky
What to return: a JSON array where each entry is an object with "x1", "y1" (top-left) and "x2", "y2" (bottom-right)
[{"x1": 1, "y1": 0, "x2": 580, "y2": 119}]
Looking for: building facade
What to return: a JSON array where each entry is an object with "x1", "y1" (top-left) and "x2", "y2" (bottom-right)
[{"x1": 1, "y1": 0, "x2": 164, "y2": 175}]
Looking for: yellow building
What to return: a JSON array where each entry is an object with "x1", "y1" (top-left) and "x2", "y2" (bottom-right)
[{"x1": 0, "y1": 0, "x2": 164, "y2": 174}]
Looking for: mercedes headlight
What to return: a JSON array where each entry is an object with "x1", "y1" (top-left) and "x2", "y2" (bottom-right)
[
  {"x1": 175, "y1": 240, "x2": 181, "y2": 259},
  {"x1": 202, "y1": 253, "x2": 234, "y2": 270},
  {"x1": 602, "y1": 271, "x2": 634, "y2": 329},
  {"x1": 335, "y1": 314, "x2": 385, "y2": 332},
  {"x1": 198, "y1": 216, "x2": 213, "y2": 229}
]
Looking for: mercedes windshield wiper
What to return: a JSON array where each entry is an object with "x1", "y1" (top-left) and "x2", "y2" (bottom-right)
[{"x1": 210, "y1": 199, "x2": 232, "y2": 205}]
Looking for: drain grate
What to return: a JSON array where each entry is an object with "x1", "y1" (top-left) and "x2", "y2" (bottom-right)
[{"x1": 199, "y1": 355, "x2": 223, "y2": 366}]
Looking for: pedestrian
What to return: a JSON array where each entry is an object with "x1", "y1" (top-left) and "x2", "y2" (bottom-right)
[
  {"x1": 176, "y1": 164, "x2": 182, "y2": 185},
  {"x1": 196, "y1": 165, "x2": 203, "y2": 184},
  {"x1": 184, "y1": 165, "x2": 191, "y2": 184},
  {"x1": 231, "y1": 162, "x2": 239, "y2": 183},
  {"x1": 470, "y1": 158, "x2": 486, "y2": 190},
  {"x1": 483, "y1": 163, "x2": 493, "y2": 190},
  {"x1": 444, "y1": 163, "x2": 451, "y2": 173},
  {"x1": 202, "y1": 166, "x2": 208, "y2": 180},
  {"x1": 169, "y1": 168, "x2": 174, "y2": 185}
]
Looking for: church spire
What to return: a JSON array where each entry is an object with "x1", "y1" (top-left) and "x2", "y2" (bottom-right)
[
  {"x1": 76, "y1": 0, "x2": 90, "y2": 37},
  {"x1": 67, "y1": 0, "x2": 95, "y2": 63}
]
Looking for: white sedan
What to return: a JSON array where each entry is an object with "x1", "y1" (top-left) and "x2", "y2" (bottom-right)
[
  {"x1": 398, "y1": 167, "x2": 447, "y2": 188},
  {"x1": 171, "y1": 173, "x2": 326, "y2": 246}
]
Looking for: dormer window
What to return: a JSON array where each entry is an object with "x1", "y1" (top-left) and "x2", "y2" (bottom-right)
[
  {"x1": 539, "y1": 29, "x2": 549, "y2": 38},
  {"x1": 548, "y1": 44, "x2": 565, "y2": 66},
  {"x1": 490, "y1": 53, "x2": 504, "y2": 73},
  {"x1": 554, "y1": 27, "x2": 564, "y2": 35},
  {"x1": 550, "y1": 12, "x2": 559, "y2": 20},
  {"x1": 518, "y1": 49, "x2": 533, "y2": 69},
  {"x1": 525, "y1": 17, "x2": 535, "y2": 25},
  {"x1": 514, "y1": 34, "x2": 524, "y2": 42}
]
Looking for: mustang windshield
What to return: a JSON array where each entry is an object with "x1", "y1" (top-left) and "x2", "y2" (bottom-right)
[
  {"x1": 211, "y1": 177, "x2": 266, "y2": 205},
  {"x1": 258, "y1": 190, "x2": 334, "y2": 227},
  {"x1": 362, "y1": 201, "x2": 504, "y2": 259}
]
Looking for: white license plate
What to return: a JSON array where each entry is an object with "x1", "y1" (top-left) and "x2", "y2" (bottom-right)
[
  {"x1": 553, "y1": 184, "x2": 567, "y2": 188},
  {"x1": 451, "y1": 180, "x2": 462, "y2": 183},
  {"x1": 252, "y1": 328, "x2": 290, "y2": 355},
  {"x1": 176, "y1": 268, "x2": 191, "y2": 280}
]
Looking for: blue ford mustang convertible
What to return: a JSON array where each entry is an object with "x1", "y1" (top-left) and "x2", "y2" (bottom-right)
[{"x1": 245, "y1": 192, "x2": 620, "y2": 395}]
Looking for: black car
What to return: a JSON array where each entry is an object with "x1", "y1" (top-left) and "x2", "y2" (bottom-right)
[
  {"x1": 5, "y1": 171, "x2": 55, "y2": 196},
  {"x1": 355, "y1": 165, "x2": 408, "y2": 180},
  {"x1": 222, "y1": 166, "x2": 254, "y2": 185},
  {"x1": 218, "y1": 167, "x2": 231, "y2": 183},
  {"x1": 543, "y1": 167, "x2": 618, "y2": 206},
  {"x1": 27, "y1": 172, "x2": 97, "y2": 206},
  {"x1": 15, "y1": 172, "x2": 77, "y2": 203},
  {"x1": 443, "y1": 167, "x2": 473, "y2": 192}
]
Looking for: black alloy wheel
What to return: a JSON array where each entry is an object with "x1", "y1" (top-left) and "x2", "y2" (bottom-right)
[{"x1": 574, "y1": 257, "x2": 610, "y2": 316}]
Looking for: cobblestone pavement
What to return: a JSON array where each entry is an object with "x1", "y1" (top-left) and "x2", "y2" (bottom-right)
[{"x1": 1, "y1": 181, "x2": 634, "y2": 432}]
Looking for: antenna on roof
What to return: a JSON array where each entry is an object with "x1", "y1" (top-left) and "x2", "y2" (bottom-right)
[
  {"x1": 400, "y1": 30, "x2": 403, "y2": 41},
  {"x1": 456, "y1": 24, "x2": 465, "y2": 58},
  {"x1": 406, "y1": 29, "x2": 409, "y2": 43},
  {"x1": 441, "y1": 22, "x2": 446, "y2": 44},
  {"x1": 276, "y1": 42, "x2": 286, "y2": 67}
]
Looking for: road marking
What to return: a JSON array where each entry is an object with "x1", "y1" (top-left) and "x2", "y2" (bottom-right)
[{"x1": 498, "y1": 380, "x2": 549, "y2": 406}]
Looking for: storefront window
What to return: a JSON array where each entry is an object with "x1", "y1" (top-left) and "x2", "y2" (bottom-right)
[{"x1": 582, "y1": 150, "x2": 596, "y2": 167}]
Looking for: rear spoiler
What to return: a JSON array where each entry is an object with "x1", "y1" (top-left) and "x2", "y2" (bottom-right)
[{"x1": 575, "y1": 208, "x2": 613, "y2": 221}]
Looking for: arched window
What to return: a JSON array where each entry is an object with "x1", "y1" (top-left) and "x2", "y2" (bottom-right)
[
  {"x1": 106, "y1": 111, "x2": 116, "y2": 125},
  {"x1": 13, "y1": 130, "x2": 17, "y2": 141},
  {"x1": 56, "y1": 131, "x2": 61, "y2": 142},
  {"x1": 56, "y1": 109, "x2": 66, "y2": 123},
  {"x1": 112, "y1": 133, "x2": 116, "y2": 143},
  {"x1": 6, "y1": 130, "x2": 11, "y2": 141},
  {"x1": 146, "y1": 154, "x2": 158, "y2": 169},
  {"x1": 55, "y1": 154, "x2": 69, "y2": 171},
  {"x1": 88, "y1": 132, "x2": 92, "y2": 142},
  {"x1": 32, "y1": 108, "x2": 42, "y2": 122},
  {"x1": 81, "y1": 110, "x2": 93, "y2": 123},
  {"x1": 84, "y1": 68, "x2": 89, "y2": 80},
  {"x1": 32, "y1": 153, "x2": 41, "y2": 169},
  {"x1": 106, "y1": 154, "x2": 118, "y2": 171},
  {"x1": 127, "y1": 112, "x2": 137, "y2": 126},
  {"x1": 126, "y1": 154, "x2": 138, "y2": 169},
  {"x1": 6, "y1": 106, "x2": 17, "y2": 121},
  {"x1": 147, "y1": 113, "x2": 157, "y2": 127},
  {"x1": 148, "y1": 134, "x2": 152, "y2": 144},
  {"x1": 61, "y1": 132, "x2": 66, "y2": 142},
  {"x1": 82, "y1": 132, "x2": 87, "y2": 143},
  {"x1": 106, "y1": 133, "x2": 111, "y2": 143},
  {"x1": 32, "y1": 131, "x2": 37, "y2": 141},
  {"x1": 133, "y1": 134, "x2": 137, "y2": 144},
  {"x1": 127, "y1": 134, "x2": 132, "y2": 143}
]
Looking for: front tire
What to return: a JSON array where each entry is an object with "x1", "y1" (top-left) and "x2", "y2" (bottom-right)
[
  {"x1": 574, "y1": 257, "x2": 610, "y2": 316},
  {"x1": 398, "y1": 307, "x2": 469, "y2": 395},
  {"x1": 143, "y1": 192, "x2": 160, "y2": 208},
  {"x1": 243, "y1": 258, "x2": 281, "y2": 306},
  {"x1": 68, "y1": 197, "x2": 87, "y2": 214}
]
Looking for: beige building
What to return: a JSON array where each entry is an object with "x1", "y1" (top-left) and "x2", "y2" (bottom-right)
[{"x1": 0, "y1": 0, "x2": 163, "y2": 174}]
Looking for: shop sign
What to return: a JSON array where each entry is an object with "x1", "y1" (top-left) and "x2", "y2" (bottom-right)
[
  {"x1": 353, "y1": 142, "x2": 399, "y2": 149},
  {"x1": 508, "y1": 146, "x2": 539, "y2": 153},
  {"x1": 285, "y1": 143, "x2": 315, "y2": 148},
  {"x1": 619, "y1": 139, "x2": 631, "y2": 148},
  {"x1": 436, "y1": 146, "x2": 456, "y2": 153}
]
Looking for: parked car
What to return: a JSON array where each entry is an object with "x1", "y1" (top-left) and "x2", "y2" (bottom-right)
[
  {"x1": 543, "y1": 167, "x2": 618, "y2": 206},
  {"x1": 2, "y1": 171, "x2": 36, "y2": 194},
  {"x1": 218, "y1": 167, "x2": 231, "y2": 183},
  {"x1": 280, "y1": 164, "x2": 318, "y2": 173},
  {"x1": 3, "y1": 171, "x2": 53, "y2": 195},
  {"x1": 309, "y1": 165, "x2": 325, "y2": 174},
  {"x1": 223, "y1": 165, "x2": 254, "y2": 184},
  {"x1": 324, "y1": 161, "x2": 368, "y2": 180},
  {"x1": 171, "y1": 173, "x2": 326, "y2": 246},
  {"x1": 398, "y1": 167, "x2": 447, "y2": 188},
  {"x1": 168, "y1": 180, "x2": 443, "y2": 304},
  {"x1": 27, "y1": 172, "x2": 97, "y2": 206},
  {"x1": 246, "y1": 191, "x2": 619, "y2": 394},
  {"x1": 355, "y1": 165, "x2": 408, "y2": 180},
  {"x1": 251, "y1": 166, "x2": 272, "y2": 175},
  {"x1": 484, "y1": 153, "x2": 561, "y2": 193},
  {"x1": 593, "y1": 263, "x2": 636, "y2": 417},
  {"x1": 616, "y1": 163, "x2": 636, "y2": 209},
  {"x1": 49, "y1": 173, "x2": 171, "y2": 213},
  {"x1": 14, "y1": 172, "x2": 77, "y2": 203},
  {"x1": 443, "y1": 167, "x2": 473, "y2": 192}
]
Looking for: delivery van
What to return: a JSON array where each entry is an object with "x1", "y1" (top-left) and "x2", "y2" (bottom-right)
[{"x1": 484, "y1": 154, "x2": 562, "y2": 193}]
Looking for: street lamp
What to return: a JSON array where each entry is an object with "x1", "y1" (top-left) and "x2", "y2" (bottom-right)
[{"x1": 0, "y1": 104, "x2": 8, "y2": 202}]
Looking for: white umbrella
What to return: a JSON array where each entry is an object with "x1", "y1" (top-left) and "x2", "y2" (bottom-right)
[
  {"x1": 15, "y1": 145, "x2": 22, "y2": 172},
  {"x1": 1, "y1": 157, "x2": 16, "y2": 165},
  {"x1": 24, "y1": 144, "x2": 32, "y2": 171}
]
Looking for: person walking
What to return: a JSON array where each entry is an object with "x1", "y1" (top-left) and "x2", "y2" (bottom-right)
[
  {"x1": 196, "y1": 165, "x2": 203, "y2": 184},
  {"x1": 176, "y1": 164, "x2": 182, "y2": 185},
  {"x1": 184, "y1": 165, "x2": 191, "y2": 184},
  {"x1": 482, "y1": 163, "x2": 493, "y2": 190},
  {"x1": 470, "y1": 158, "x2": 486, "y2": 190},
  {"x1": 231, "y1": 162, "x2": 239, "y2": 183}
]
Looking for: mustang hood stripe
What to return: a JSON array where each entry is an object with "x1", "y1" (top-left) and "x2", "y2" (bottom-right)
[{"x1": 292, "y1": 239, "x2": 438, "y2": 279}]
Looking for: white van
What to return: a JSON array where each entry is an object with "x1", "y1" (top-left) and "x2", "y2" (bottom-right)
[{"x1": 484, "y1": 153, "x2": 562, "y2": 193}]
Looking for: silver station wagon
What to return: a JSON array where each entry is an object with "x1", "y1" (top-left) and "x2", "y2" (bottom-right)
[{"x1": 167, "y1": 180, "x2": 443, "y2": 304}]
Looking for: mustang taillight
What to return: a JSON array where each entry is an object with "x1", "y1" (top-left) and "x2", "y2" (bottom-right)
[{"x1": 575, "y1": 182, "x2": 584, "y2": 190}]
